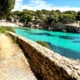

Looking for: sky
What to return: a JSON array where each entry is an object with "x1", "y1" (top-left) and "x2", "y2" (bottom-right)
[{"x1": 13, "y1": 0, "x2": 80, "y2": 11}]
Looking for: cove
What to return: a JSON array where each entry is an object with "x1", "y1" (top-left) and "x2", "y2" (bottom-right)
[{"x1": 14, "y1": 27, "x2": 80, "y2": 60}]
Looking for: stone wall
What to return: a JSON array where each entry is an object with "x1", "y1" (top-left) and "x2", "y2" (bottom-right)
[{"x1": 9, "y1": 32, "x2": 80, "y2": 80}]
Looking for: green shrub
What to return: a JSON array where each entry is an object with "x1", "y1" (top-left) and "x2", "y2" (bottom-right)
[
  {"x1": 36, "y1": 40, "x2": 50, "y2": 49},
  {"x1": 0, "y1": 26, "x2": 15, "y2": 35},
  {"x1": 13, "y1": 36, "x2": 18, "y2": 43}
]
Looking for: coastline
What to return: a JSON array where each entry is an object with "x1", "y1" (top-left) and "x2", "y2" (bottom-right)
[
  {"x1": 0, "y1": 21, "x2": 80, "y2": 33},
  {"x1": 25, "y1": 21, "x2": 80, "y2": 33},
  {"x1": 0, "y1": 22, "x2": 20, "y2": 27}
]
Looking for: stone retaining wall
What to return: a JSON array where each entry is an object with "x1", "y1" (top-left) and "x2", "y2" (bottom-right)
[{"x1": 9, "y1": 32, "x2": 80, "y2": 80}]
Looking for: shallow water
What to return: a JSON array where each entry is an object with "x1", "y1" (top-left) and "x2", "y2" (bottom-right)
[{"x1": 14, "y1": 27, "x2": 80, "y2": 59}]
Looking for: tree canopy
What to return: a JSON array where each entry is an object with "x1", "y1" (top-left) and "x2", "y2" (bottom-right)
[
  {"x1": 6, "y1": 8, "x2": 80, "y2": 24},
  {"x1": 0, "y1": 0, "x2": 15, "y2": 18}
]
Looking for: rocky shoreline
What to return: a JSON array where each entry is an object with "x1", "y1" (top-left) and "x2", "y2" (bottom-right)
[
  {"x1": 25, "y1": 21, "x2": 80, "y2": 33},
  {"x1": 0, "y1": 21, "x2": 80, "y2": 33}
]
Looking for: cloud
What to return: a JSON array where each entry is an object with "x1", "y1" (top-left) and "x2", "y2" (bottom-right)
[
  {"x1": 13, "y1": 0, "x2": 23, "y2": 11},
  {"x1": 51, "y1": 6, "x2": 80, "y2": 12},
  {"x1": 21, "y1": 0, "x2": 53, "y2": 10},
  {"x1": 13, "y1": 0, "x2": 80, "y2": 12}
]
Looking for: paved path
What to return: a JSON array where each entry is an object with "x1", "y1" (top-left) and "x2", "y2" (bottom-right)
[{"x1": 0, "y1": 33, "x2": 37, "y2": 80}]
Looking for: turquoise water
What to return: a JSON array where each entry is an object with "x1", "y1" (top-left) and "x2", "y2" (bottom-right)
[{"x1": 14, "y1": 27, "x2": 80, "y2": 59}]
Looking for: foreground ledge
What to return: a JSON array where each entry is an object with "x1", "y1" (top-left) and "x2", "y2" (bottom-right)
[{"x1": 9, "y1": 32, "x2": 80, "y2": 80}]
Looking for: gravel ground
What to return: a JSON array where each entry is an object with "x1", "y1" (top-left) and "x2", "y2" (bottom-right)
[{"x1": 0, "y1": 33, "x2": 37, "y2": 80}]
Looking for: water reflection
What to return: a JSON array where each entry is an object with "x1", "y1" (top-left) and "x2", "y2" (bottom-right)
[
  {"x1": 72, "y1": 41, "x2": 80, "y2": 43},
  {"x1": 59, "y1": 36, "x2": 75, "y2": 40},
  {"x1": 29, "y1": 33, "x2": 55, "y2": 36}
]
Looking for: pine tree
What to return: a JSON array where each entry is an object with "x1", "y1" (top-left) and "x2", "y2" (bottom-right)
[{"x1": 0, "y1": 0, "x2": 15, "y2": 18}]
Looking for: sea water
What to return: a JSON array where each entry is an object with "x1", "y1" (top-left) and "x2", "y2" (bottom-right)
[{"x1": 14, "y1": 27, "x2": 80, "y2": 59}]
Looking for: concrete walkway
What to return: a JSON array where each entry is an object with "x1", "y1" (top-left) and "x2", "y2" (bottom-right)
[{"x1": 0, "y1": 33, "x2": 37, "y2": 80}]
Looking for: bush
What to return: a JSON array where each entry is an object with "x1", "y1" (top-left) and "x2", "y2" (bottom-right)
[
  {"x1": 36, "y1": 40, "x2": 50, "y2": 49},
  {"x1": 13, "y1": 36, "x2": 18, "y2": 43},
  {"x1": 0, "y1": 26, "x2": 15, "y2": 35}
]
